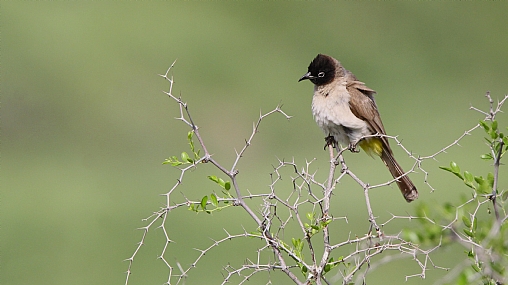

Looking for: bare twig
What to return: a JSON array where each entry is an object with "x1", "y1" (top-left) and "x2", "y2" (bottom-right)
[{"x1": 126, "y1": 62, "x2": 507, "y2": 285}]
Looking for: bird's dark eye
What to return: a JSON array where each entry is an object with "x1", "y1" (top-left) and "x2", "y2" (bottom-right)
[{"x1": 318, "y1": 72, "x2": 325, "y2": 78}]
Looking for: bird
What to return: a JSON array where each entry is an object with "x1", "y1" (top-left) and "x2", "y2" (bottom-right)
[{"x1": 298, "y1": 54, "x2": 418, "y2": 202}]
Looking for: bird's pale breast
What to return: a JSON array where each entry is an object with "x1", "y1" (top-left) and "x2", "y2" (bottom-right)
[{"x1": 311, "y1": 83, "x2": 369, "y2": 146}]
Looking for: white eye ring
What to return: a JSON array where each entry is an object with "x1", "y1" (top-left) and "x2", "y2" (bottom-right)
[{"x1": 318, "y1": 72, "x2": 325, "y2": 78}]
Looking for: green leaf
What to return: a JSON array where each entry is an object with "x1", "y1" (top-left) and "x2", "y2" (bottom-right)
[
  {"x1": 487, "y1": 172, "x2": 494, "y2": 188},
  {"x1": 477, "y1": 183, "x2": 491, "y2": 194},
  {"x1": 324, "y1": 263, "x2": 331, "y2": 273},
  {"x1": 439, "y1": 166, "x2": 452, "y2": 172},
  {"x1": 210, "y1": 193, "x2": 218, "y2": 207},
  {"x1": 306, "y1": 212, "x2": 314, "y2": 222},
  {"x1": 208, "y1": 175, "x2": 231, "y2": 190},
  {"x1": 491, "y1": 120, "x2": 498, "y2": 131},
  {"x1": 181, "y1": 152, "x2": 190, "y2": 162},
  {"x1": 474, "y1": 176, "x2": 484, "y2": 184},
  {"x1": 471, "y1": 263, "x2": 481, "y2": 273},
  {"x1": 291, "y1": 237, "x2": 298, "y2": 248},
  {"x1": 473, "y1": 176, "x2": 490, "y2": 194},
  {"x1": 188, "y1": 132, "x2": 197, "y2": 154},
  {"x1": 481, "y1": 153, "x2": 493, "y2": 160},
  {"x1": 489, "y1": 129, "x2": 498, "y2": 139},
  {"x1": 462, "y1": 215, "x2": 472, "y2": 228},
  {"x1": 163, "y1": 160, "x2": 182, "y2": 166},
  {"x1": 467, "y1": 250, "x2": 474, "y2": 258},
  {"x1": 291, "y1": 238, "x2": 304, "y2": 253},
  {"x1": 440, "y1": 162, "x2": 463, "y2": 179},
  {"x1": 502, "y1": 191, "x2": 508, "y2": 201},
  {"x1": 479, "y1": 120, "x2": 490, "y2": 132},
  {"x1": 208, "y1": 175, "x2": 219, "y2": 183},
  {"x1": 324, "y1": 257, "x2": 337, "y2": 274},
  {"x1": 293, "y1": 238, "x2": 303, "y2": 251},
  {"x1": 463, "y1": 171, "x2": 475, "y2": 188},
  {"x1": 450, "y1": 161, "x2": 460, "y2": 174},
  {"x1": 201, "y1": 196, "x2": 208, "y2": 210},
  {"x1": 495, "y1": 141, "x2": 502, "y2": 154},
  {"x1": 163, "y1": 156, "x2": 184, "y2": 166},
  {"x1": 320, "y1": 219, "x2": 332, "y2": 228},
  {"x1": 463, "y1": 229, "x2": 474, "y2": 238}
]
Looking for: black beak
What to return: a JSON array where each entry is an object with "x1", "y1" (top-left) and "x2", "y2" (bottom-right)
[{"x1": 298, "y1": 72, "x2": 313, "y2": 82}]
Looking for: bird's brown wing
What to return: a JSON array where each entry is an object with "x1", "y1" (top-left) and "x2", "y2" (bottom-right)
[
  {"x1": 345, "y1": 74, "x2": 417, "y2": 202},
  {"x1": 346, "y1": 80, "x2": 392, "y2": 152}
]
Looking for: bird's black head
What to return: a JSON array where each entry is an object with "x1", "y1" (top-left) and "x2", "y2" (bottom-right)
[{"x1": 298, "y1": 54, "x2": 336, "y2": 86}]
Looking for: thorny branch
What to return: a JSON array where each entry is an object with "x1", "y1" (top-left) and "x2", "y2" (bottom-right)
[{"x1": 125, "y1": 63, "x2": 507, "y2": 285}]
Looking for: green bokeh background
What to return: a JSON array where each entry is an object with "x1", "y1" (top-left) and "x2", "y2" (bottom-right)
[{"x1": 3, "y1": 2, "x2": 508, "y2": 285}]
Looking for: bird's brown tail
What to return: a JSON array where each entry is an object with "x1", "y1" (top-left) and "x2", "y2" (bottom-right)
[{"x1": 380, "y1": 149, "x2": 418, "y2": 202}]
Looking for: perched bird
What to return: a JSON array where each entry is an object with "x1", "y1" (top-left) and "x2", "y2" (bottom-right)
[{"x1": 298, "y1": 54, "x2": 418, "y2": 202}]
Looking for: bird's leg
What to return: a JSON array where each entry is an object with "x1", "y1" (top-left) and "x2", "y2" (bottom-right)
[
  {"x1": 324, "y1": 135, "x2": 336, "y2": 150},
  {"x1": 348, "y1": 141, "x2": 360, "y2": 153}
]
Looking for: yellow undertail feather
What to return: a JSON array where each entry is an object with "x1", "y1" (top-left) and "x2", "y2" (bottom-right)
[
  {"x1": 360, "y1": 137, "x2": 418, "y2": 202},
  {"x1": 359, "y1": 137, "x2": 383, "y2": 157}
]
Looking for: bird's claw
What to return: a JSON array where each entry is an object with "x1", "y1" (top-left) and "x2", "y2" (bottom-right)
[
  {"x1": 324, "y1": 135, "x2": 336, "y2": 150},
  {"x1": 348, "y1": 143, "x2": 360, "y2": 153}
]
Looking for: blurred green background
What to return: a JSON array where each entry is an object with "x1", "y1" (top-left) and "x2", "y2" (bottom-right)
[{"x1": 3, "y1": 2, "x2": 508, "y2": 284}]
